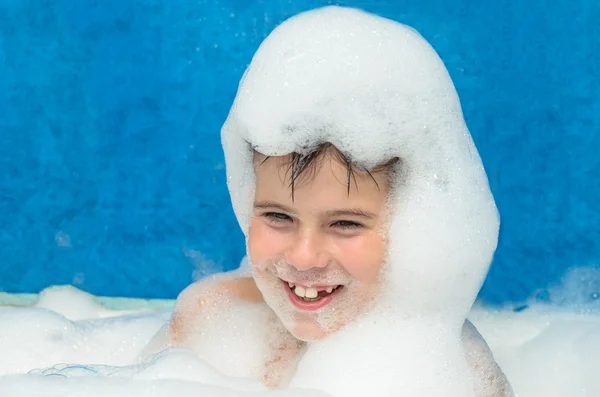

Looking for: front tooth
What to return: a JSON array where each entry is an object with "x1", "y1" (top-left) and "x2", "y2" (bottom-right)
[
  {"x1": 305, "y1": 287, "x2": 318, "y2": 298},
  {"x1": 325, "y1": 287, "x2": 333, "y2": 294},
  {"x1": 294, "y1": 286, "x2": 306, "y2": 298},
  {"x1": 288, "y1": 282, "x2": 293, "y2": 288}
]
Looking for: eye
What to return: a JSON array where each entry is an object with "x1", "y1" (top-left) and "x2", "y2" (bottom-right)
[
  {"x1": 263, "y1": 212, "x2": 292, "y2": 224},
  {"x1": 331, "y1": 220, "x2": 363, "y2": 230}
]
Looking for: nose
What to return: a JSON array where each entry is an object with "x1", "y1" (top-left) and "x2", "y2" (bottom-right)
[{"x1": 284, "y1": 228, "x2": 329, "y2": 271}]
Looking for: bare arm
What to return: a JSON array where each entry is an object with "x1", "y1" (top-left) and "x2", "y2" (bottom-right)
[{"x1": 462, "y1": 320, "x2": 514, "y2": 397}]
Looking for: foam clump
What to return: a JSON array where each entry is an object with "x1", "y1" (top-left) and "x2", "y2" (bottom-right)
[
  {"x1": 545, "y1": 266, "x2": 600, "y2": 310},
  {"x1": 29, "y1": 348, "x2": 266, "y2": 391},
  {"x1": 222, "y1": 6, "x2": 499, "y2": 397},
  {"x1": 470, "y1": 266, "x2": 600, "y2": 396},
  {"x1": 471, "y1": 303, "x2": 600, "y2": 397},
  {"x1": 0, "y1": 374, "x2": 328, "y2": 397},
  {"x1": 34, "y1": 285, "x2": 140, "y2": 320},
  {"x1": 293, "y1": 315, "x2": 474, "y2": 397},
  {"x1": 1, "y1": 282, "x2": 600, "y2": 396},
  {"x1": 0, "y1": 286, "x2": 329, "y2": 397},
  {"x1": 0, "y1": 301, "x2": 165, "y2": 374},
  {"x1": 223, "y1": 5, "x2": 498, "y2": 317}
]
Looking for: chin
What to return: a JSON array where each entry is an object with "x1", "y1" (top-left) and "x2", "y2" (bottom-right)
[
  {"x1": 261, "y1": 291, "x2": 339, "y2": 342},
  {"x1": 283, "y1": 308, "x2": 347, "y2": 342}
]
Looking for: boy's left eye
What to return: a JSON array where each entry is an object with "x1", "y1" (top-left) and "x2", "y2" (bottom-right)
[{"x1": 331, "y1": 220, "x2": 363, "y2": 230}]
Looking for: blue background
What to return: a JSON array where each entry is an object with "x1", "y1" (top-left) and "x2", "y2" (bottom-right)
[{"x1": 0, "y1": 0, "x2": 598, "y2": 305}]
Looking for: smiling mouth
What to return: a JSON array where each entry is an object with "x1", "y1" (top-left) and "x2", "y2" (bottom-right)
[{"x1": 281, "y1": 279, "x2": 343, "y2": 311}]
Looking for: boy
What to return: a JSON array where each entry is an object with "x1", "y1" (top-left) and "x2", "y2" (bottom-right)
[{"x1": 143, "y1": 6, "x2": 513, "y2": 396}]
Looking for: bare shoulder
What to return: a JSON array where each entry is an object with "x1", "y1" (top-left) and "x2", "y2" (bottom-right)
[
  {"x1": 143, "y1": 274, "x2": 304, "y2": 385},
  {"x1": 169, "y1": 274, "x2": 265, "y2": 344},
  {"x1": 138, "y1": 274, "x2": 287, "y2": 380},
  {"x1": 139, "y1": 274, "x2": 265, "y2": 358},
  {"x1": 462, "y1": 320, "x2": 514, "y2": 397}
]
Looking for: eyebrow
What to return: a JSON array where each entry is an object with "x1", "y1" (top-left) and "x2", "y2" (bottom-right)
[
  {"x1": 324, "y1": 208, "x2": 376, "y2": 219},
  {"x1": 253, "y1": 201, "x2": 296, "y2": 215},
  {"x1": 253, "y1": 201, "x2": 376, "y2": 219}
]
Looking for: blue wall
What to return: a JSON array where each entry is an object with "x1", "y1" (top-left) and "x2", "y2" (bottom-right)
[{"x1": 0, "y1": 0, "x2": 598, "y2": 304}]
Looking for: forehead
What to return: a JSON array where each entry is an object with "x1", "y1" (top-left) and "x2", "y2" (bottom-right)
[{"x1": 253, "y1": 152, "x2": 390, "y2": 210}]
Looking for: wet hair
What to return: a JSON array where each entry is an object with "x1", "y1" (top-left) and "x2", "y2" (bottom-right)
[{"x1": 256, "y1": 142, "x2": 400, "y2": 200}]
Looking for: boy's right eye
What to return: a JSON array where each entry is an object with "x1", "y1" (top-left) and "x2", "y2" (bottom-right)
[{"x1": 263, "y1": 212, "x2": 292, "y2": 224}]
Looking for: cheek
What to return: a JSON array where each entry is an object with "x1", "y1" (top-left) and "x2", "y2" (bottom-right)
[
  {"x1": 247, "y1": 218, "x2": 286, "y2": 266},
  {"x1": 335, "y1": 234, "x2": 385, "y2": 285}
]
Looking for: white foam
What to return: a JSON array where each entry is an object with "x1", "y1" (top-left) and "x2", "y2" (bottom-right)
[
  {"x1": 222, "y1": 4, "x2": 499, "y2": 318},
  {"x1": 0, "y1": 286, "x2": 327, "y2": 396},
  {"x1": 222, "y1": 6, "x2": 498, "y2": 396},
  {"x1": 0, "y1": 299, "x2": 166, "y2": 374},
  {"x1": 545, "y1": 266, "x2": 600, "y2": 310},
  {"x1": 1, "y1": 283, "x2": 600, "y2": 396}
]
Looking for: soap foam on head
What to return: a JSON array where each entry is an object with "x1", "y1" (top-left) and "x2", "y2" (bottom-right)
[
  {"x1": 222, "y1": 6, "x2": 498, "y2": 396},
  {"x1": 222, "y1": 5, "x2": 498, "y2": 319}
]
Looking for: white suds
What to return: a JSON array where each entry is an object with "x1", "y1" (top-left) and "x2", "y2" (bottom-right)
[{"x1": 222, "y1": 6, "x2": 498, "y2": 396}]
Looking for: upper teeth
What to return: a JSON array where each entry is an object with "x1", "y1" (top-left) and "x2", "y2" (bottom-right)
[{"x1": 288, "y1": 282, "x2": 339, "y2": 298}]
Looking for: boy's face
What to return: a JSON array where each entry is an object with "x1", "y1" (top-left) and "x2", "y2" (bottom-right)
[{"x1": 248, "y1": 151, "x2": 390, "y2": 341}]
